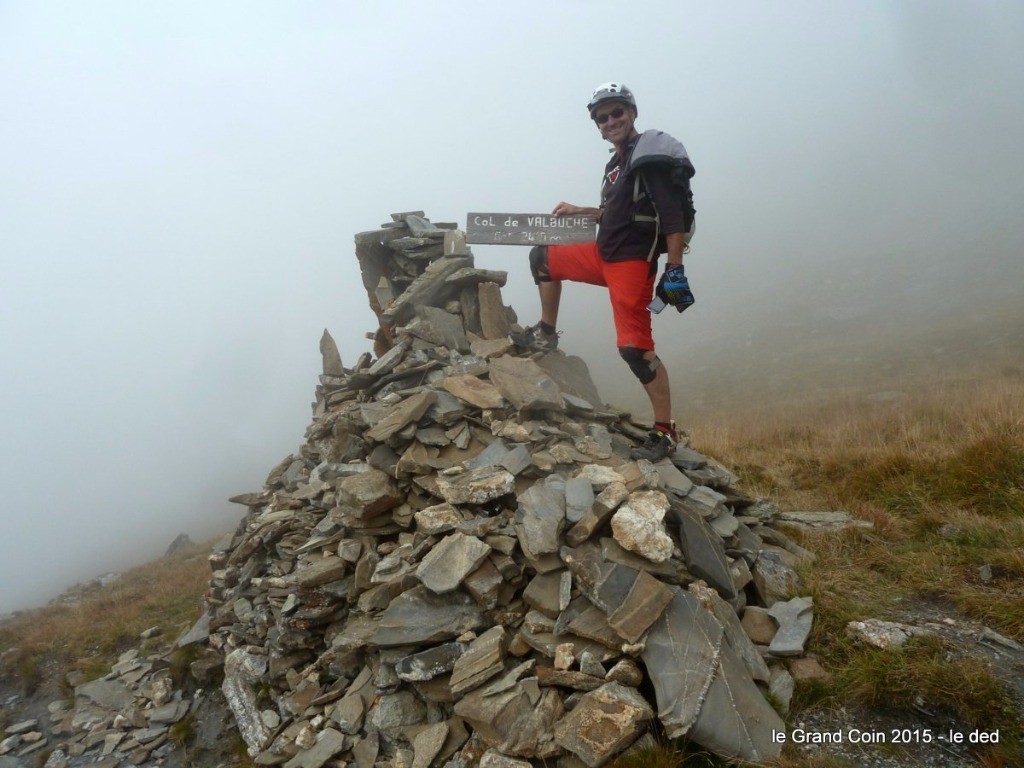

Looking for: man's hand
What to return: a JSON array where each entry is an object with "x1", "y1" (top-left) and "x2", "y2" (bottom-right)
[
  {"x1": 552, "y1": 202, "x2": 601, "y2": 218},
  {"x1": 657, "y1": 264, "x2": 695, "y2": 312}
]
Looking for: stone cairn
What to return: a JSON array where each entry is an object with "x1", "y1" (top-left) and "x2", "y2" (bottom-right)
[
  {"x1": 0, "y1": 213, "x2": 820, "y2": 768},
  {"x1": 198, "y1": 212, "x2": 816, "y2": 767}
]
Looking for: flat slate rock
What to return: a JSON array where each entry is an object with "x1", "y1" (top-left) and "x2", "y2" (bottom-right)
[
  {"x1": 283, "y1": 728, "x2": 347, "y2": 768},
  {"x1": 75, "y1": 679, "x2": 133, "y2": 711},
  {"x1": 478, "y1": 282, "x2": 512, "y2": 340},
  {"x1": 607, "y1": 570, "x2": 675, "y2": 643},
  {"x1": 442, "y1": 374, "x2": 505, "y2": 409},
  {"x1": 689, "y1": 582, "x2": 770, "y2": 684},
  {"x1": 672, "y1": 506, "x2": 736, "y2": 599},
  {"x1": 641, "y1": 589, "x2": 722, "y2": 738},
  {"x1": 365, "y1": 390, "x2": 437, "y2": 443},
  {"x1": 411, "y1": 306, "x2": 470, "y2": 352},
  {"x1": 688, "y1": 640, "x2": 785, "y2": 763},
  {"x1": 371, "y1": 586, "x2": 485, "y2": 647},
  {"x1": 453, "y1": 681, "x2": 563, "y2": 759},
  {"x1": 535, "y1": 353, "x2": 603, "y2": 410},
  {"x1": 450, "y1": 626, "x2": 507, "y2": 695},
  {"x1": 768, "y1": 596, "x2": 814, "y2": 656},
  {"x1": 653, "y1": 458, "x2": 694, "y2": 497},
  {"x1": 416, "y1": 533, "x2": 492, "y2": 594},
  {"x1": 515, "y1": 484, "x2": 566, "y2": 558},
  {"x1": 382, "y1": 256, "x2": 473, "y2": 324},
  {"x1": 395, "y1": 642, "x2": 468, "y2": 682},
  {"x1": 488, "y1": 356, "x2": 563, "y2": 412},
  {"x1": 444, "y1": 267, "x2": 508, "y2": 287}
]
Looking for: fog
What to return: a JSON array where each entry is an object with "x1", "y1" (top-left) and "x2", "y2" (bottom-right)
[{"x1": 2, "y1": 2, "x2": 1022, "y2": 613}]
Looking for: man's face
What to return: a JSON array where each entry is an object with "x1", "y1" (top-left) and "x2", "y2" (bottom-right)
[{"x1": 593, "y1": 100, "x2": 636, "y2": 144}]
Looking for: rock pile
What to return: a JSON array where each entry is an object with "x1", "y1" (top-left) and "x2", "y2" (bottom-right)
[
  {"x1": 0, "y1": 628, "x2": 226, "y2": 768},
  {"x1": 189, "y1": 212, "x2": 819, "y2": 767}
]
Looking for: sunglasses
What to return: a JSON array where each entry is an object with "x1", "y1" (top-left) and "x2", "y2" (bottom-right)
[{"x1": 594, "y1": 107, "x2": 626, "y2": 125}]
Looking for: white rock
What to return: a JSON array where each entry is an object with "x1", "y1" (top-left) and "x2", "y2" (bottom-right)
[{"x1": 611, "y1": 491, "x2": 673, "y2": 563}]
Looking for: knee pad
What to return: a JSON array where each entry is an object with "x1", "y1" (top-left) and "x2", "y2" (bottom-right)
[
  {"x1": 529, "y1": 245, "x2": 551, "y2": 283},
  {"x1": 619, "y1": 347, "x2": 661, "y2": 384}
]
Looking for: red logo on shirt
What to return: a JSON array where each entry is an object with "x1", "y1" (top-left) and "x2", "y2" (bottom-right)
[{"x1": 606, "y1": 165, "x2": 620, "y2": 185}]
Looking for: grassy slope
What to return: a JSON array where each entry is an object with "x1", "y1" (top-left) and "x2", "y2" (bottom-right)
[
  {"x1": 0, "y1": 541, "x2": 211, "y2": 700},
  {"x1": 689, "y1": 370, "x2": 1024, "y2": 762}
]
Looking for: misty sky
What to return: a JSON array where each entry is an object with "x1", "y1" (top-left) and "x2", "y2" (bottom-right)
[{"x1": 2, "y1": 2, "x2": 1022, "y2": 613}]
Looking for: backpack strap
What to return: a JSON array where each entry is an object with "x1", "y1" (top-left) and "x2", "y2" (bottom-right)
[{"x1": 632, "y1": 170, "x2": 661, "y2": 262}]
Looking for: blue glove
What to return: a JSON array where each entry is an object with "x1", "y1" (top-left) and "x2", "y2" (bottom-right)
[{"x1": 658, "y1": 264, "x2": 695, "y2": 313}]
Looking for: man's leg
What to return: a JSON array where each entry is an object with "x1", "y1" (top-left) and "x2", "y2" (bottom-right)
[
  {"x1": 539, "y1": 280, "x2": 561, "y2": 328},
  {"x1": 512, "y1": 244, "x2": 604, "y2": 351},
  {"x1": 642, "y1": 351, "x2": 672, "y2": 425},
  {"x1": 605, "y1": 259, "x2": 679, "y2": 460}
]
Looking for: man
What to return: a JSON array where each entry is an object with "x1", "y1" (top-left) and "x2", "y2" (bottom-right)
[{"x1": 510, "y1": 82, "x2": 696, "y2": 461}]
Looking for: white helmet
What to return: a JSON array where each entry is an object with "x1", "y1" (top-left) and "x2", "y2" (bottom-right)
[{"x1": 587, "y1": 82, "x2": 637, "y2": 117}]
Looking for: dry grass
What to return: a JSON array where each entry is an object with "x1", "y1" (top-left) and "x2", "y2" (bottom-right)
[
  {"x1": 0, "y1": 540, "x2": 211, "y2": 694},
  {"x1": 690, "y1": 369, "x2": 1024, "y2": 762},
  {"x1": 691, "y1": 370, "x2": 1024, "y2": 637}
]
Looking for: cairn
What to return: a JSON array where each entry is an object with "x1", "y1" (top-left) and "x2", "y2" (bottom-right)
[{"x1": 200, "y1": 212, "x2": 815, "y2": 767}]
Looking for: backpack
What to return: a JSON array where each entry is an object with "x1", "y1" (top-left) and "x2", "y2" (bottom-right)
[{"x1": 623, "y1": 130, "x2": 696, "y2": 261}]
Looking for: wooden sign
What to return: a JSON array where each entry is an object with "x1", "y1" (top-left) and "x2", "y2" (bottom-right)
[{"x1": 466, "y1": 213, "x2": 597, "y2": 245}]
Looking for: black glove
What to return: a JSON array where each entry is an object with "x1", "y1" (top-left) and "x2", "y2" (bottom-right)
[{"x1": 658, "y1": 264, "x2": 695, "y2": 313}]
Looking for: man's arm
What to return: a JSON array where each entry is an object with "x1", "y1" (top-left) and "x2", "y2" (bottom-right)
[
  {"x1": 645, "y1": 166, "x2": 694, "y2": 312},
  {"x1": 642, "y1": 165, "x2": 691, "y2": 264},
  {"x1": 552, "y1": 201, "x2": 602, "y2": 218},
  {"x1": 664, "y1": 232, "x2": 686, "y2": 266}
]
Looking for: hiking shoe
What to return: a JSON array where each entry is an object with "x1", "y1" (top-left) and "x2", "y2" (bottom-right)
[
  {"x1": 630, "y1": 427, "x2": 678, "y2": 461},
  {"x1": 510, "y1": 323, "x2": 559, "y2": 353}
]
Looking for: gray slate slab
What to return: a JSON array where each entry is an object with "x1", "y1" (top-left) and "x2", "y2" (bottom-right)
[
  {"x1": 768, "y1": 596, "x2": 814, "y2": 656},
  {"x1": 641, "y1": 589, "x2": 722, "y2": 738},
  {"x1": 382, "y1": 256, "x2": 473, "y2": 324},
  {"x1": 535, "y1": 353, "x2": 603, "y2": 409},
  {"x1": 283, "y1": 728, "x2": 347, "y2": 768},
  {"x1": 607, "y1": 570, "x2": 675, "y2": 643},
  {"x1": 653, "y1": 458, "x2": 694, "y2": 497},
  {"x1": 688, "y1": 582, "x2": 770, "y2": 684},
  {"x1": 365, "y1": 391, "x2": 436, "y2": 443},
  {"x1": 444, "y1": 267, "x2": 508, "y2": 287},
  {"x1": 75, "y1": 679, "x2": 133, "y2": 711},
  {"x1": 416, "y1": 533, "x2": 492, "y2": 593},
  {"x1": 453, "y1": 682, "x2": 564, "y2": 759},
  {"x1": 463, "y1": 438, "x2": 510, "y2": 470},
  {"x1": 395, "y1": 642, "x2": 468, "y2": 682},
  {"x1": 515, "y1": 484, "x2": 566, "y2": 558},
  {"x1": 564, "y1": 477, "x2": 595, "y2": 523},
  {"x1": 672, "y1": 506, "x2": 736, "y2": 599},
  {"x1": 371, "y1": 586, "x2": 485, "y2": 647},
  {"x1": 688, "y1": 640, "x2": 785, "y2": 763},
  {"x1": 450, "y1": 626, "x2": 507, "y2": 695},
  {"x1": 488, "y1": 356, "x2": 563, "y2": 412},
  {"x1": 411, "y1": 306, "x2": 470, "y2": 352},
  {"x1": 478, "y1": 282, "x2": 511, "y2": 340}
]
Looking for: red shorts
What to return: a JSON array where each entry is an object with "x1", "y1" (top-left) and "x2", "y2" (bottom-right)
[{"x1": 546, "y1": 242, "x2": 656, "y2": 350}]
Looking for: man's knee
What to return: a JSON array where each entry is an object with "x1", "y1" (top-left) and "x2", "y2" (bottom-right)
[
  {"x1": 529, "y1": 245, "x2": 551, "y2": 283},
  {"x1": 619, "y1": 346, "x2": 661, "y2": 384}
]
